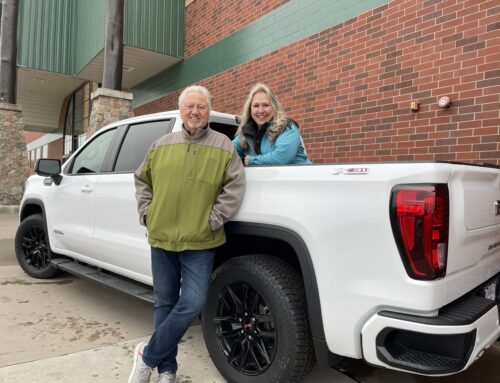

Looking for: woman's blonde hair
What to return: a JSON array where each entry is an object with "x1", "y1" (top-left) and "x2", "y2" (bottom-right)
[{"x1": 237, "y1": 83, "x2": 288, "y2": 144}]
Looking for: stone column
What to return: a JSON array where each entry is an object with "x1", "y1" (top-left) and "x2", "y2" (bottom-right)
[
  {"x1": 87, "y1": 88, "x2": 134, "y2": 137},
  {"x1": 0, "y1": 102, "x2": 28, "y2": 206}
]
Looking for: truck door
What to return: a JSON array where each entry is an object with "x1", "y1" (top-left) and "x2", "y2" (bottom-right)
[
  {"x1": 92, "y1": 119, "x2": 174, "y2": 281},
  {"x1": 50, "y1": 128, "x2": 118, "y2": 257}
]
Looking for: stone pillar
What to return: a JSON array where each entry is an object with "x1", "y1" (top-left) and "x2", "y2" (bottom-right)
[
  {"x1": 0, "y1": 102, "x2": 28, "y2": 206},
  {"x1": 88, "y1": 88, "x2": 134, "y2": 137}
]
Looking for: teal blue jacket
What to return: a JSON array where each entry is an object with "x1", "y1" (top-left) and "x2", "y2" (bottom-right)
[{"x1": 232, "y1": 120, "x2": 311, "y2": 165}]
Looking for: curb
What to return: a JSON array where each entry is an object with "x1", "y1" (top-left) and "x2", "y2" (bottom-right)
[{"x1": 0, "y1": 205, "x2": 19, "y2": 214}]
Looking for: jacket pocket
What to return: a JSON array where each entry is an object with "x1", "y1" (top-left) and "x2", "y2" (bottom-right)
[
  {"x1": 178, "y1": 210, "x2": 213, "y2": 243},
  {"x1": 190, "y1": 146, "x2": 226, "y2": 185},
  {"x1": 177, "y1": 181, "x2": 218, "y2": 243}
]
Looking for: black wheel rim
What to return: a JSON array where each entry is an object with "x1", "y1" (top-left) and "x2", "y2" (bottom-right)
[
  {"x1": 20, "y1": 226, "x2": 50, "y2": 270},
  {"x1": 213, "y1": 281, "x2": 276, "y2": 375}
]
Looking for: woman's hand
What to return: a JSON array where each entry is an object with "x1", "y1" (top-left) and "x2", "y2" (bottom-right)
[{"x1": 244, "y1": 155, "x2": 251, "y2": 166}]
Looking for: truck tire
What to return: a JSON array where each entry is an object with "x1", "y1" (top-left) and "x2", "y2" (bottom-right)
[
  {"x1": 202, "y1": 254, "x2": 315, "y2": 383},
  {"x1": 15, "y1": 214, "x2": 59, "y2": 279}
]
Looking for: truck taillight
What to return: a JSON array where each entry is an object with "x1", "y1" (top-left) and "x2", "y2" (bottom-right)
[{"x1": 390, "y1": 184, "x2": 449, "y2": 280}]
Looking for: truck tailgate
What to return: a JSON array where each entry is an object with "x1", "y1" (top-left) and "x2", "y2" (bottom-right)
[{"x1": 445, "y1": 164, "x2": 500, "y2": 302}]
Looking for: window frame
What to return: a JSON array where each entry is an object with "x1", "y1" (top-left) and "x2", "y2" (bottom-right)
[{"x1": 63, "y1": 82, "x2": 99, "y2": 156}]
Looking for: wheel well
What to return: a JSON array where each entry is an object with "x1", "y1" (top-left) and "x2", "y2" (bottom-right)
[
  {"x1": 20, "y1": 203, "x2": 43, "y2": 221},
  {"x1": 216, "y1": 234, "x2": 302, "y2": 276},
  {"x1": 217, "y1": 221, "x2": 327, "y2": 361}
]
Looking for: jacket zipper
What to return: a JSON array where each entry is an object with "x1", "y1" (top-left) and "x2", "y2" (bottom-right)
[{"x1": 174, "y1": 141, "x2": 192, "y2": 245}]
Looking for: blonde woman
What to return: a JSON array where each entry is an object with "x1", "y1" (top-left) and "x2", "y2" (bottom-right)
[{"x1": 232, "y1": 83, "x2": 311, "y2": 166}]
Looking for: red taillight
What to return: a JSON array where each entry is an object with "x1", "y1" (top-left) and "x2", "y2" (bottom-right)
[{"x1": 390, "y1": 185, "x2": 449, "y2": 280}]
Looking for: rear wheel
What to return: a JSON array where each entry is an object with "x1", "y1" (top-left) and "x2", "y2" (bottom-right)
[
  {"x1": 202, "y1": 254, "x2": 315, "y2": 383},
  {"x1": 15, "y1": 214, "x2": 59, "y2": 279}
]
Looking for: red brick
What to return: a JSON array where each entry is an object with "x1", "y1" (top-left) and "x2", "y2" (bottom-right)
[
  {"x1": 184, "y1": 0, "x2": 288, "y2": 58},
  {"x1": 134, "y1": 0, "x2": 500, "y2": 165},
  {"x1": 459, "y1": 136, "x2": 482, "y2": 144}
]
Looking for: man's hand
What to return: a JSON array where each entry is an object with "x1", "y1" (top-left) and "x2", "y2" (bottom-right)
[{"x1": 244, "y1": 155, "x2": 251, "y2": 166}]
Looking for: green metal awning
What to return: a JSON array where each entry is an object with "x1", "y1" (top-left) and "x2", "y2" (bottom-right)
[{"x1": 17, "y1": 0, "x2": 184, "y2": 133}]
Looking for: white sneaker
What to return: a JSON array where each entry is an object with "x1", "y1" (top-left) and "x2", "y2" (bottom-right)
[
  {"x1": 157, "y1": 372, "x2": 176, "y2": 383},
  {"x1": 128, "y1": 342, "x2": 153, "y2": 383}
]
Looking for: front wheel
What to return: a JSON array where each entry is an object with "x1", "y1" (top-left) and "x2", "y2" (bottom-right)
[
  {"x1": 15, "y1": 214, "x2": 59, "y2": 279},
  {"x1": 202, "y1": 254, "x2": 315, "y2": 383}
]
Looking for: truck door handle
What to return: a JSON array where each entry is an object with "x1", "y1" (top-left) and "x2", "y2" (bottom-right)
[{"x1": 80, "y1": 185, "x2": 94, "y2": 193}]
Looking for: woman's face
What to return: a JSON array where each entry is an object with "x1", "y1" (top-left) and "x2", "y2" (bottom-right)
[{"x1": 251, "y1": 92, "x2": 274, "y2": 127}]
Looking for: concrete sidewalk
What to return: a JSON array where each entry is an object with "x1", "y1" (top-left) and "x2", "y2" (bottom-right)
[
  {"x1": 0, "y1": 327, "x2": 226, "y2": 383},
  {"x1": 0, "y1": 330, "x2": 354, "y2": 383},
  {"x1": 0, "y1": 330, "x2": 355, "y2": 383}
]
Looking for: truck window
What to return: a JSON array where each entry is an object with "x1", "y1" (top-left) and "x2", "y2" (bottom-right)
[
  {"x1": 114, "y1": 119, "x2": 174, "y2": 173},
  {"x1": 68, "y1": 128, "x2": 117, "y2": 174},
  {"x1": 210, "y1": 122, "x2": 238, "y2": 140}
]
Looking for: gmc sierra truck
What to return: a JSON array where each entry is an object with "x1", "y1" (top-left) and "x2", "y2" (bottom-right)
[{"x1": 15, "y1": 110, "x2": 500, "y2": 382}]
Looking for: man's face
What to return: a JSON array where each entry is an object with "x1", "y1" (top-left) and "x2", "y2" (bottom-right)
[{"x1": 180, "y1": 92, "x2": 209, "y2": 132}]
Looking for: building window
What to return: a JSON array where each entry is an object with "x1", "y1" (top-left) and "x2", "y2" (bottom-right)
[{"x1": 63, "y1": 82, "x2": 99, "y2": 156}]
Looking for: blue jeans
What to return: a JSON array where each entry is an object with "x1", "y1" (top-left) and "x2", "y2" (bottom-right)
[{"x1": 142, "y1": 247, "x2": 215, "y2": 374}]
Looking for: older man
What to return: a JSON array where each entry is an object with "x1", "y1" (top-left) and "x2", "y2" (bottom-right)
[{"x1": 130, "y1": 85, "x2": 245, "y2": 383}]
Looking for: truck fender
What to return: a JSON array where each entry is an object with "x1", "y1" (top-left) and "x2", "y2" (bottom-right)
[
  {"x1": 224, "y1": 221, "x2": 329, "y2": 364},
  {"x1": 20, "y1": 198, "x2": 46, "y2": 221}
]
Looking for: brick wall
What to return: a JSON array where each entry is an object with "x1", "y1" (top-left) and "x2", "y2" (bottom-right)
[
  {"x1": 136, "y1": 0, "x2": 500, "y2": 165},
  {"x1": 47, "y1": 137, "x2": 63, "y2": 160},
  {"x1": 26, "y1": 138, "x2": 64, "y2": 175},
  {"x1": 24, "y1": 131, "x2": 45, "y2": 145},
  {"x1": 184, "y1": 0, "x2": 288, "y2": 57}
]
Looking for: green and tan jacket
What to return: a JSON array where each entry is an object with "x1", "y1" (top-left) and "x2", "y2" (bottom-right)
[{"x1": 134, "y1": 125, "x2": 245, "y2": 252}]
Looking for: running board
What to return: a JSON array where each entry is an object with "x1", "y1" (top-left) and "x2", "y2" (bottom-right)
[{"x1": 50, "y1": 258, "x2": 154, "y2": 303}]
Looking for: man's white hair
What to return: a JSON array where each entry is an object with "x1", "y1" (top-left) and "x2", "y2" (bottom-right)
[{"x1": 178, "y1": 85, "x2": 212, "y2": 112}]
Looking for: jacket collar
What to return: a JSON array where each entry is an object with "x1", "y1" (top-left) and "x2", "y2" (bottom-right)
[{"x1": 182, "y1": 123, "x2": 210, "y2": 142}]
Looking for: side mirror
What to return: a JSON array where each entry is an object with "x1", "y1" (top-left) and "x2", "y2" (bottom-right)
[{"x1": 35, "y1": 159, "x2": 62, "y2": 185}]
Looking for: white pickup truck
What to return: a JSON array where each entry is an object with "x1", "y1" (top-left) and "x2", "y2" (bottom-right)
[{"x1": 15, "y1": 110, "x2": 500, "y2": 383}]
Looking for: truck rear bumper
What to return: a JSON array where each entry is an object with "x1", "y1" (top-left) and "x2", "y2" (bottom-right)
[{"x1": 361, "y1": 277, "x2": 500, "y2": 375}]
